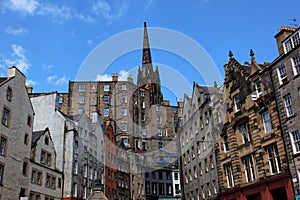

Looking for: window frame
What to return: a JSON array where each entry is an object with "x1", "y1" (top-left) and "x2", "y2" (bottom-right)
[
  {"x1": 222, "y1": 134, "x2": 229, "y2": 152},
  {"x1": 74, "y1": 160, "x2": 78, "y2": 174},
  {"x1": 233, "y1": 95, "x2": 241, "y2": 112},
  {"x1": 158, "y1": 141, "x2": 163, "y2": 150},
  {"x1": 0, "y1": 163, "x2": 4, "y2": 185},
  {"x1": 240, "y1": 123, "x2": 251, "y2": 143},
  {"x1": 103, "y1": 84, "x2": 110, "y2": 91},
  {"x1": 242, "y1": 154, "x2": 256, "y2": 182},
  {"x1": 121, "y1": 108, "x2": 127, "y2": 116},
  {"x1": 121, "y1": 122, "x2": 127, "y2": 132},
  {"x1": 6, "y1": 86, "x2": 12, "y2": 101},
  {"x1": 121, "y1": 84, "x2": 126, "y2": 91},
  {"x1": 0, "y1": 136, "x2": 7, "y2": 157},
  {"x1": 262, "y1": 111, "x2": 272, "y2": 133},
  {"x1": 223, "y1": 163, "x2": 234, "y2": 188},
  {"x1": 103, "y1": 95, "x2": 110, "y2": 104},
  {"x1": 290, "y1": 130, "x2": 300, "y2": 154},
  {"x1": 265, "y1": 144, "x2": 281, "y2": 175},
  {"x1": 79, "y1": 95, "x2": 85, "y2": 104},
  {"x1": 103, "y1": 108, "x2": 109, "y2": 117},
  {"x1": 157, "y1": 128, "x2": 162, "y2": 137},
  {"x1": 121, "y1": 95, "x2": 127, "y2": 104},
  {"x1": 284, "y1": 94, "x2": 295, "y2": 117},
  {"x1": 255, "y1": 80, "x2": 262, "y2": 97},
  {"x1": 292, "y1": 54, "x2": 300, "y2": 76},
  {"x1": 277, "y1": 65, "x2": 288, "y2": 85},
  {"x1": 2, "y1": 107, "x2": 10, "y2": 127},
  {"x1": 78, "y1": 84, "x2": 85, "y2": 92}
]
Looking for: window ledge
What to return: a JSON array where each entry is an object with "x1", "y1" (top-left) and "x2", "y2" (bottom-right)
[
  {"x1": 278, "y1": 80, "x2": 289, "y2": 88},
  {"x1": 286, "y1": 113, "x2": 297, "y2": 121},
  {"x1": 293, "y1": 73, "x2": 300, "y2": 80},
  {"x1": 293, "y1": 151, "x2": 300, "y2": 156},
  {"x1": 238, "y1": 141, "x2": 252, "y2": 149}
]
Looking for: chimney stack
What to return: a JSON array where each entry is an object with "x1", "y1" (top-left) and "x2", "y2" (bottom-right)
[
  {"x1": 127, "y1": 74, "x2": 133, "y2": 83},
  {"x1": 26, "y1": 85, "x2": 33, "y2": 94},
  {"x1": 112, "y1": 73, "x2": 118, "y2": 82},
  {"x1": 274, "y1": 26, "x2": 297, "y2": 55}
]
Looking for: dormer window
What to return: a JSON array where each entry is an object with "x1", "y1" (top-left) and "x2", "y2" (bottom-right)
[
  {"x1": 284, "y1": 31, "x2": 300, "y2": 53},
  {"x1": 293, "y1": 33, "x2": 300, "y2": 47},
  {"x1": 284, "y1": 39, "x2": 293, "y2": 53}
]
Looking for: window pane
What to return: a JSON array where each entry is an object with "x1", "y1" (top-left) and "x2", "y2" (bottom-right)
[
  {"x1": 262, "y1": 111, "x2": 272, "y2": 133},
  {"x1": 291, "y1": 130, "x2": 300, "y2": 154},
  {"x1": 284, "y1": 94, "x2": 295, "y2": 117}
]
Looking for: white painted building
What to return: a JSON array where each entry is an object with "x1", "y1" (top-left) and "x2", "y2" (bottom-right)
[
  {"x1": 30, "y1": 93, "x2": 105, "y2": 199},
  {"x1": 30, "y1": 92, "x2": 77, "y2": 198}
]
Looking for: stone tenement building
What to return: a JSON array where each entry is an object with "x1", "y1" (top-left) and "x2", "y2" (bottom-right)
[
  {"x1": 30, "y1": 92, "x2": 105, "y2": 199},
  {"x1": 103, "y1": 121, "x2": 117, "y2": 200},
  {"x1": 0, "y1": 67, "x2": 35, "y2": 199},
  {"x1": 271, "y1": 26, "x2": 300, "y2": 199},
  {"x1": 115, "y1": 144, "x2": 131, "y2": 200},
  {"x1": 59, "y1": 22, "x2": 178, "y2": 158},
  {"x1": 215, "y1": 50, "x2": 294, "y2": 199},
  {"x1": 58, "y1": 22, "x2": 179, "y2": 199},
  {"x1": 179, "y1": 83, "x2": 222, "y2": 200},
  {"x1": 29, "y1": 128, "x2": 63, "y2": 199}
]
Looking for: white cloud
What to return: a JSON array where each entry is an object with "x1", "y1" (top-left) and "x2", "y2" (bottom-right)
[
  {"x1": 86, "y1": 39, "x2": 93, "y2": 46},
  {"x1": 96, "y1": 70, "x2": 130, "y2": 81},
  {"x1": 46, "y1": 74, "x2": 68, "y2": 86},
  {"x1": 46, "y1": 75, "x2": 57, "y2": 83},
  {"x1": 75, "y1": 13, "x2": 96, "y2": 23},
  {"x1": 96, "y1": 73, "x2": 112, "y2": 81},
  {"x1": 26, "y1": 79, "x2": 38, "y2": 86},
  {"x1": 144, "y1": 0, "x2": 153, "y2": 11},
  {"x1": 5, "y1": 26, "x2": 28, "y2": 36},
  {"x1": 3, "y1": 1, "x2": 122, "y2": 24},
  {"x1": 118, "y1": 70, "x2": 129, "y2": 81},
  {"x1": 55, "y1": 76, "x2": 68, "y2": 86},
  {"x1": 43, "y1": 64, "x2": 53, "y2": 72},
  {"x1": 37, "y1": 3, "x2": 72, "y2": 24},
  {"x1": 4, "y1": 0, "x2": 39, "y2": 14},
  {"x1": 91, "y1": 0, "x2": 129, "y2": 23},
  {"x1": 0, "y1": 44, "x2": 31, "y2": 74}
]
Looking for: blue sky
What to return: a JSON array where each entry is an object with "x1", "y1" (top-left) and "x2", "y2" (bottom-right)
[{"x1": 0, "y1": 0, "x2": 299, "y2": 104}]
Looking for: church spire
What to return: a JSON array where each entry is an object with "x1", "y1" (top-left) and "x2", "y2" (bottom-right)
[
  {"x1": 142, "y1": 21, "x2": 152, "y2": 64},
  {"x1": 137, "y1": 22, "x2": 163, "y2": 104}
]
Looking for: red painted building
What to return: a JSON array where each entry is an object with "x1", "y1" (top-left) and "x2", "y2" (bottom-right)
[
  {"x1": 103, "y1": 120, "x2": 117, "y2": 200},
  {"x1": 219, "y1": 173, "x2": 294, "y2": 200}
]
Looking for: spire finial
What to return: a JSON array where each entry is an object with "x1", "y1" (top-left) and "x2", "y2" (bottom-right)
[
  {"x1": 229, "y1": 50, "x2": 233, "y2": 58},
  {"x1": 250, "y1": 49, "x2": 255, "y2": 58},
  {"x1": 142, "y1": 21, "x2": 152, "y2": 64}
]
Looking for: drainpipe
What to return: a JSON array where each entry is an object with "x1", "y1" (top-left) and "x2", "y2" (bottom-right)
[{"x1": 269, "y1": 66, "x2": 297, "y2": 197}]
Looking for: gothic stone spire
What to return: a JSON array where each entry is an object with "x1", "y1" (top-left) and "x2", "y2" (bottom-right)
[{"x1": 142, "y1": 21, "x2": 152, "y2": 64}]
